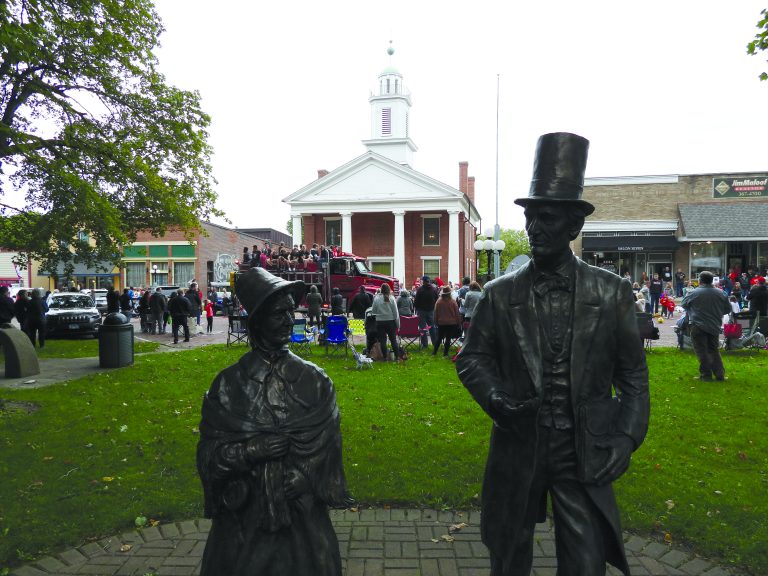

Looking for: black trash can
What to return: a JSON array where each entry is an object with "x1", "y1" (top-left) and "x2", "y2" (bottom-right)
[{"x1": 99, "y1": 312, "x2": 134, "y2": 368}]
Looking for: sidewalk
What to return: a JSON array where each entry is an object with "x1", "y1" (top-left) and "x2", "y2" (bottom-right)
[{"x1": 9, "y1": 508, "x2": 742, "y2": 576}]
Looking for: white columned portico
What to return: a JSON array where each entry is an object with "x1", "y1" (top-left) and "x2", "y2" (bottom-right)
[
  {"x1": 291, "y1": 214, "x2": 302, "y2": 247},
  {"x1": 448, "y1": 210, "x2": 460, "y2": 283},
  {"x1": 341, "y1": 212, "x2": 353, "y2": 254},
  {"x1": 393, "y1": 210, "x2": 405, "y2": 284}
]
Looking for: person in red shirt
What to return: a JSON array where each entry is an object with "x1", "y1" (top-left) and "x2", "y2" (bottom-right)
[{"x1": 204, "y1": 299, "x2": 214, "y2": 333}]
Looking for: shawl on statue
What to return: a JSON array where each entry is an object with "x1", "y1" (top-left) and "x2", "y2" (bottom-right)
[{"x1": 197, "y1": 348, "x2": 349, "y2": 532}]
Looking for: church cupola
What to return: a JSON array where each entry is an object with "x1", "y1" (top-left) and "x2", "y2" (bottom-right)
[{"x1": 362, "y1": 42, "x2": 418, "y2": 167}]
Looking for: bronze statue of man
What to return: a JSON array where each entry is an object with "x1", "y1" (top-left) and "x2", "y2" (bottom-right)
[
  {"x1": 456, "y1": 133, "x2": 649, "y2": 576},
  {"x1": 197, "y1": 268, "x2": 352, "y2": 576}
]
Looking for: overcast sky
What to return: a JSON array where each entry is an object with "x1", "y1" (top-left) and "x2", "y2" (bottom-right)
[{"x1": 153, "y1": 1, "x2": 768, "y2": 234}]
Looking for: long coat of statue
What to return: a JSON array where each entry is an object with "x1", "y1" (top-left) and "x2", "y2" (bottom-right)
[{"x1": 456, "y1": 258, "x2": 649, "y2": 575}]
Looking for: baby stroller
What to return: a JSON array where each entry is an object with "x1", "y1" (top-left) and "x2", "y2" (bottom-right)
[
  {"x1": 363, "y1": 307, "x2": 377, "y2": 356},
  {"x1": 674, "y1": 313, "x2": 693, "y2": 351}
]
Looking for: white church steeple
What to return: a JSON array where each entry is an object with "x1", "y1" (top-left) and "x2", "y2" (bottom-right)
[{"x1": 362, "y1": 42, "x2": 418, "y2": 167}]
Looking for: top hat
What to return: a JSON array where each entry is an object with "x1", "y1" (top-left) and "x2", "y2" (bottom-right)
[
  {"x1": 514, "y1": 132, "x2": 594, "y2": 216},
  {"x1": 235, "y1": 268, "x2": 306, "y2": 322}
]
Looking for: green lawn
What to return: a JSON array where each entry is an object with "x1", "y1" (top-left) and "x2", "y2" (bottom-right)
[{"x1": 0, "y1": 345, "x2": 766, "y2": 574}]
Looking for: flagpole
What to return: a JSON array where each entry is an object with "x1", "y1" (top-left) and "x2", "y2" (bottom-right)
[{"x1": 493, "y1": 74, "x2": 501, "y2": 279}]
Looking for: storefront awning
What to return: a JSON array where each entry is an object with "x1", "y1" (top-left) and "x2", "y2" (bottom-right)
[
  {"x1": 679, "y1": 202, "x2": 768, "y2": 240},
  {"x1": 38, "y1": 261, "x2": 118, "y2": 277},
  {"x1": 581, "y1": 235, "x2": 680, "y2": 251}
]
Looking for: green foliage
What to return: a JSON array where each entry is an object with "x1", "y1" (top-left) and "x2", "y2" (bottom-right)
[
  {"x1": 476, "y1": 228, "x2": 530, "y2": 278},
  {"x1": 0, "y1": 346, "x2": 767, "y2": 573},
  {"x1": 747, "y1": 8, "x2": 768, "y2": 81},
  {"x1": 0, "y1": 0, "x2": 222, "y2": 275}
]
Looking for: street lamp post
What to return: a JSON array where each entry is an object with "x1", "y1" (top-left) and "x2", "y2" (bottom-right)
[
  {"x1": 474, "y1": 239, "x2": 506, "y2": 283},
  {"x1": 152, "y1": 264, "x2": 158, "y2": 286}
]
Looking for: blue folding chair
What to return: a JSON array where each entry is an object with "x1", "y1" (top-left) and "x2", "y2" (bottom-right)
[
  {"x1": 323, "y1": 315, "x2": 352, "y2": 356},
  {"x1": 290, "y1": 318, "x2": 316, "y2": 355}
]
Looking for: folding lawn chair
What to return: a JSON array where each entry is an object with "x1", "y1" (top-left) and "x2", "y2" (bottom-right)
[
  {"x1": 350, "y1": 343, "x2": 373, "y2": 369},
  {"x1": 227, "y1": 314, "x2": 249, "y2": 346},
  {"x1": 636, "y1": 312, "x2": 659, "y2": 351},
  {"x1": 397, "y1": 315, "x2": 427, "y2": 353},
  {"x1": 323, "y1": 315, "x2": 352, "y2": 356},
  {"x1": 290, "y1": 318, "x2": 316, "y2": 355}
]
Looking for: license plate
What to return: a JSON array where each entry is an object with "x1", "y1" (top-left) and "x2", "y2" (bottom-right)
[{"x1": 68, "y1": 324, "x2": 80, "y2": 330}]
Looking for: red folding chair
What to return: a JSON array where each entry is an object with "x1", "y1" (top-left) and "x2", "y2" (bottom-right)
[{"x1": 397, "y1": 315, "x2": 427, "y2": 353}]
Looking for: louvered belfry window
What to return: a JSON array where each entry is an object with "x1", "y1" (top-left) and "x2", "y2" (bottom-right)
[{"x1": 382, "y1": 108, "x2": 391, "y2": 136}]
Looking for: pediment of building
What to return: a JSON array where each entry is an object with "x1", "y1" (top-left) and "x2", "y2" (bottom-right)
[{"x1": 283, "y1": 152, "x2": 463, "y2": 207}]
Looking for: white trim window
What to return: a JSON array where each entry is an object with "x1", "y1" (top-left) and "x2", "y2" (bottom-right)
[
  {"x1": 423, "y1": 216, "x2": 440, "y2": 247},
  {"x1": 422, "y1": 258, "x2": 440, "y2": 278},
  {"x1": 325, "y1": 218, "x2": 341, "y2": 247}
]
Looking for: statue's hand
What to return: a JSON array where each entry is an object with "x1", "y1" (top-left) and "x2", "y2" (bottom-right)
[
  {"x1": 593, "y1": 435, "x2": 635, "y2": 485},
  {"x1": 283, "y1": 468, "x2": 311, "y2": 500},
  {"x1": 488, "y1": 390, "x2": 540, "y2": 429},
  {"x1": 245, "y1": 435, "x2": 290, "y2": 463}
]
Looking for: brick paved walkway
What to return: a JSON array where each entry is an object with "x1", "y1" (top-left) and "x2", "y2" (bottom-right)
[{"x1": 10, "y1": 508, "x2": 742, "y2": 576}]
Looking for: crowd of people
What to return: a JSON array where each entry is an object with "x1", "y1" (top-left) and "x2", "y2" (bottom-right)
[
  {"x1": 627, "y1": 265, "x2": 768, "y2": 321},
  {"x1": 304, "y1": 275, "x2": 485, "y2": 362},
  {"x1": 0, "y1": 286, "x2": 48, "y2": 348},
  {"x1": 239, "y1": 242, "x2": 347, "y2": 272}
]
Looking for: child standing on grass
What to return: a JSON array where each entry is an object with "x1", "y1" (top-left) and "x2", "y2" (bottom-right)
[{"x1": 204, "y1": 299, "x2": 214, "y2": 333}]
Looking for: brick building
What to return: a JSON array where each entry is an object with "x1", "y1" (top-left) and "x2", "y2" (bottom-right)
[
  {"x1": 283, "y1": 49, "x2": 481, "y2": 287},
  {"x1": 121, "y1": 222, "x2": 266, "y2": 293},
  {"x1": 575, "y1": 172, "x2": 768, "y2": 282}
]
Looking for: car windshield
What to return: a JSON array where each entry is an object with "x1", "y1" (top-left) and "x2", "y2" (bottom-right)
[
  {"x1": 50, "y1": 295, "x2": 94, "y2": 309},
  {"x1": 354, "y1": 261, "x2": 371, "y2": 274}
]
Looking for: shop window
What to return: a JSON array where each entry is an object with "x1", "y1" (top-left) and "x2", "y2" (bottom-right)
[
  {"x1": 690, "y1": 242, "x2": 725, "y2": 279},
  {"x1": 174, "y1": 262, "x2": 195, "y2": 287},
  {"x1": 758, "y1": 242, "x2": 768, "y2": 273},
  {"x1": 125, "y1": 263, "x2": 145, "y2": 288},
  {"x1": 423, "y1": 217, "x2": 440, "y2": 246}
]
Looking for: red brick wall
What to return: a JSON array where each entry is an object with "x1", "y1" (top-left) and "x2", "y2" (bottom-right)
[
  {"x1": 298, "y1": 211, "x2": 478, "y2": 286},
  {"x1": 128, "y1": 224, "x2": 266, "y2": 293}
]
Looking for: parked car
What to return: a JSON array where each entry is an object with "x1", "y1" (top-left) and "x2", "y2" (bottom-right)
[
  {"x1": 45, "y1": 292, "x2": 101, "y2": 338},
  {"x1": 90, "y1": 288, "x2": 108, "y2": 315},
  {"x1": 151, "y1": 285, "x2": 181, "y2": 299}
]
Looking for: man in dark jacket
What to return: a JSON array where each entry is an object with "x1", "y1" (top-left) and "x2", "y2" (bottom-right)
[
  {"x1": 0, "y1": 286, "x2": 14, "y2": 325},
  {"x1": 330, "y1": 287, "x2": 345, "y2": 316},
  {"x1": 648, "y1": 273, "x2": 663, "y2": 314},
  {"x1": 456, "y1": 133, "x2": 649, "y2": 576},
  {"x1": 168, "y1": 289, "x2": 191, "y2": 343},
  {"x1": 119, "y1": 288, "x2": 133, "y2": 317},
  {"x1": 106, "y1": 285, "x2": 120, "y2": 314},
  {"x1": 413, "y1": 276, "x2": 438, "y2": 348},
  {"x1": 746, "y1": 277, "x2": 768, "y2": 316},
  {"x1": 682, "y1": 271, "x2": 732, "y2": 381},
  {"x1": 349, "y1": 286, "x2": 372, "y2": 319},
  {"x1": 149, "y1": 288, "x2": 168, "y2": 334},
  {"x1": 187, "y1": 282, "x2": 203, "y2": 327},
  {"x1": 13, "y1": 290, "x2": 28, "y2": 331}
]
